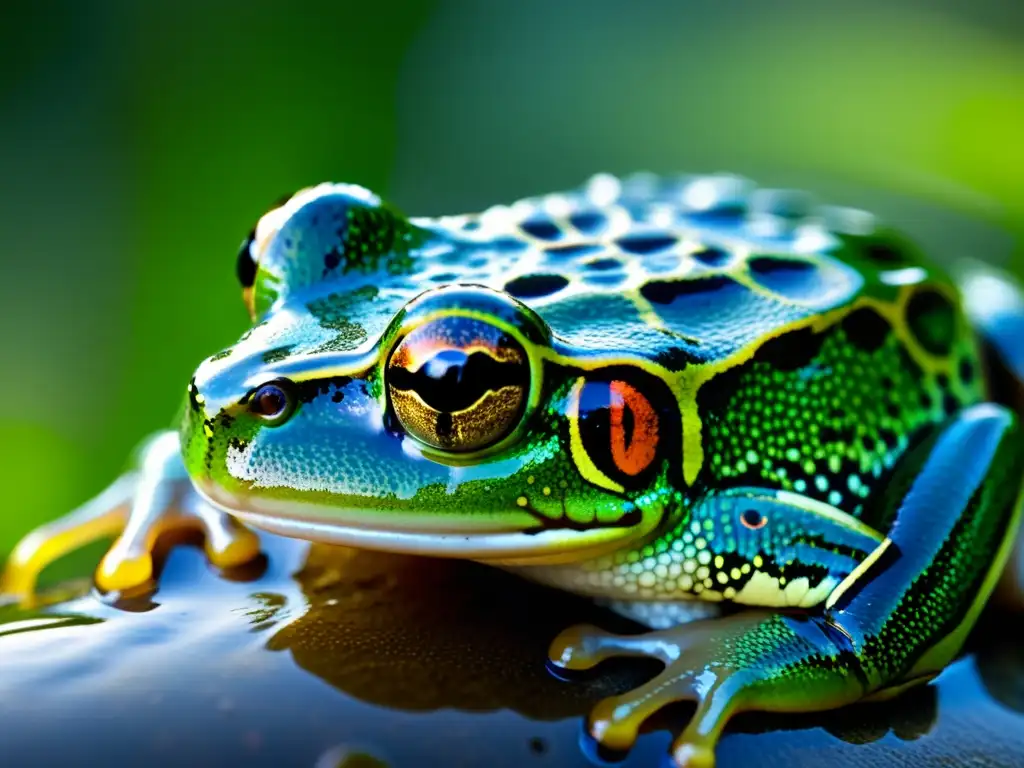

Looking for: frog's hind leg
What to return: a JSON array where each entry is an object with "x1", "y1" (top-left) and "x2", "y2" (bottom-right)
[
  {"x1": 1, "y1": 430, "x2": 261, "y2": 603},
  {"x1": 957, "y1": 259, "x2": 1024, "y2": 608},
  {"x1": 550, "y1": 405, "x2": 1024, "y2": 767}
]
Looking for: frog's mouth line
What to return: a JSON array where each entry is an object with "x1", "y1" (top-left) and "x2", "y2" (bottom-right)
[{"x1": 195, "y1": 483, "x2": 645, "y2": 564}]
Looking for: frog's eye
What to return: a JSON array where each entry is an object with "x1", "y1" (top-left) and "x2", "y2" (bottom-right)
[
  {"x1": 568, "y1": 372, "x2": 675, "y2": 493},
  {"x1": 247, "y1": 380, "x2": 295, "y2": 426},
  {"x1": 386, "y1": 316, "x2": 532, "y2": 453},
  {"x1": 236, "y1": 229, "x2": 258, "y2": 288}
]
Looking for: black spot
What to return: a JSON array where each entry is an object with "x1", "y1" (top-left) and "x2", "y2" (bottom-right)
[
  {"x1": 936, "y1": 373, "x2": 950, "y2": 389},
  {"x1": 959, "y1": 358, "x2": 975, "y2": 385},
  {"x1": 236, "y1": 229, "x2": 258, "y2": 287},
  {"x1": 528, "y1": 737, "x2": 547, "y2": 755},
  {"x1": 639, "y1": 275, "x2": 734, "y2": 305},
  {"x1": 324, "y1": 249, "x2": 341, "y2": 272},
  {"x1": 842, "y1": 308, "x2": 891, "y2": 353},
  {"x1": 885, "y1": 401, "x2": 901, "y2": 419},
  {"x1": 569, "y1": 210, "x2": 608, "y2": 235},
  {"x1": 919, "y1": 390, "x2": 934, "y2": 409},
  {"x1": 616, "y1": 232, "x2": 677, "y2": 255},
  {"x1": 582, "y1": 272, "x2": 627, "y2": 287},
  {"x1": 943, "y1": 392, "x2": 959, "y2": 414},
  {"x1": 755, "y1": 327, "x2": 825, "y2": 372},
  {"x1": 880, "y1": 376, "x2": 895, "y2": 390},
  {"x1": 505, "y1": 274, "x2": 570, "y2": 299},
  {"x1": 654, "y1": 346, "x2": 701, "y2": 370},
  {"x1": 544, "y1": 242, "x2": 603, "y2": 259},
  {"x1": 584, "y1": 258, "x2": 622, "y2": 271},
  {"x1": 491, "y1": 236, "x2": 530, "y2": 252},
  {"x1": 692, "y1": 247, "x2": 731, "y2": 267},
  {"x1": 261, "y1": 345, "x2": 293, "y2": 364},
  {"x1": 295, "y1": 376, "x2": 352, "y2": 405},
  {"x1": 520, "y1": 215, "x2": 562, "y2": 241},
  {"x1": 907, "y1": 289, "x2": 956, "y2": 356},
  {"x1": 863, "y1": 242, "x2": 906, "y2": 264},
  {"x1": 749, "y1": 257, "x2": 815, "y2": 276}
]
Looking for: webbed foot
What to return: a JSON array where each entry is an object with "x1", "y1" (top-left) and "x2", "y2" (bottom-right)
[
  {"x1": 550, "y1": 611, "x2": 860, "y2": 767},
  {"x1": 1, "y1": 431, "x2": 260, "y2": 603}
]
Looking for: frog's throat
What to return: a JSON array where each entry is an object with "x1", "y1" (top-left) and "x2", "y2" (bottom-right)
[{"x1": 194, "y1": 484, "x2": 654, "y2": 565}]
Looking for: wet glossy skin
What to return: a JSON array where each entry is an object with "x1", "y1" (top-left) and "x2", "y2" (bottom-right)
[{"x1": 4, "y1": 174, "x2": 1024, "y2": 768}]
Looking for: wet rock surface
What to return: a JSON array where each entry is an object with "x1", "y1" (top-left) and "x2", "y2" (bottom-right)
[{"x1": 1, "y1": 533, "x2": 1023, "y2": 767}]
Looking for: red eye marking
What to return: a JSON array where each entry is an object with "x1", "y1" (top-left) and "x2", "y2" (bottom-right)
[{"x1": 608, "y1": 380, "x2": 659, "y2": 476}]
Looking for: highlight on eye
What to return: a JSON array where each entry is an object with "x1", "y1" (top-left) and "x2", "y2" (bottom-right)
[{"x1": 386, "y1": 315, "x2": 532, "y2": 452}]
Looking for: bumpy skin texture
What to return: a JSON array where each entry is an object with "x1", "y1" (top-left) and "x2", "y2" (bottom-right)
[{"x1": 3, "y1": 174, "x2": 1022, "y2": 768}]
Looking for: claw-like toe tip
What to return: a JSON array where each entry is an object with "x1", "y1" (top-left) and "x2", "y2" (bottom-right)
[
  {"x1": 589, "y1": 709, "x2": 640, "y2": 752},
  {"x1": 547, "y1": 623, "x2": 606, "y2": 670},
  {"x1": 673, "y1": 743, "x2": 715, "y2": 768},
  {"x1": 96, "y1": 546, "x2": 153, "y2": 593},
  {"x1": 205, "y1": 528, "x2": 261, "y2": 568}
]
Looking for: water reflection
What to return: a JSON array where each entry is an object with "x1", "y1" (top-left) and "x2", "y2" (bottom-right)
[{"x1": 0, "y1": 534, "x2": 1021, "y2": 767}]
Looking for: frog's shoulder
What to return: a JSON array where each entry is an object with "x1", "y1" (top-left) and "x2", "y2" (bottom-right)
[{"x1": 417, "y1": 173, "x2": 947, "y2": 370}]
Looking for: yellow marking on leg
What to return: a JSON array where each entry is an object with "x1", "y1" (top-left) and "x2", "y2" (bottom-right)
[{"x1": 825, "y1": 537, "x2": 894, "y2": 610}]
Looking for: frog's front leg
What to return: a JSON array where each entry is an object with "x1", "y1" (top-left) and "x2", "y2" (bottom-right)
[
  {"x1": 0, "y1": 431, "x2": 260, "y2": 602},
  {"x1": 550, "y1": 404, "x2": 1024, "y2": 767}
]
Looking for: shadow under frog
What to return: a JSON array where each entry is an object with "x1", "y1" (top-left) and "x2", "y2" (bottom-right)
[
  {"x1": 259, "y1": 538, "x2": 1024, "y2": 766},
  {"x1": 2, "y1": 532, "x2": 1024, "y2": 768}
]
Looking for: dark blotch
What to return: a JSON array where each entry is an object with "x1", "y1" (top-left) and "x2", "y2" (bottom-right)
[
  {"x1": 654, "y1": 346, "x2": 702, "y2": 370},
  {"x1": 842, "y1": 308, "x2": 891, "y2": 353},
  {"x1": 323, "y1": 249, "x2": 341, "y2": 272},
  {"x1": 569, "y1": 210, "x2": 608, "y2": 235},
  {"x1": 544, "y1": 242, "x2": 603, "y2": 259},
  {"x1": 584, "y1": 258, "x2": 622, "y2": 271},
  {"x1": 755, "y1": 327, "x2": 825, "y2": 372},
  {"x1": 692, "y1": 247, "x2": 731, "y2": 267},
  {"x1": 616, "y1": 232, "x2": 677, "y2": 255},
  {"x1": 505, "y1": 274, "x2": 570, "y2": 299},
  {"x1": 863, "y1": 242, "x2": 906, "y2": 264},
  {"x1": 959, "y1": 358, "x2": 975, "y2": 385},
  {"x1": 520, "y1": 215, "x2": 562, "y2": 241},
  {"x1": 907, "y1": 289, "x2": 957, "y2": 356},
  {"x1": 640, "y1": 275, "x2": 734, "y2": 305}
]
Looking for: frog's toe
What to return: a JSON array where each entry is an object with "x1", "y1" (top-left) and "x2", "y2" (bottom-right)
[
  {"x1": 549, "y1": 619, "x2": 716, "y2": 670},
  {"x1": 96, "y1": 539, "x2": 155, "y2": 593},
  {"x1": 587, "y1": 667, "x2": 701, "y2": 751},
  {"x1": 193, "y1": 503, "x2": 261, "y2": 569}
]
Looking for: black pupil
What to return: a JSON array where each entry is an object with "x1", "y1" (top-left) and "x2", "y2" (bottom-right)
[
  {"x1": 389, "y1": 346, "x2": 528, "y2": 414},
  {"x1": 255, "y1": 386, "x2": 285, "y2": 416},
  {"x1": 742, "y1": 509, "x2": 763, "y2": 527}
]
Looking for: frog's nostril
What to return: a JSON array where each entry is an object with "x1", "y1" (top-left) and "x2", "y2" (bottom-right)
[{"x1": 741, "y1": 508, "x2": 767, "y2": 529}]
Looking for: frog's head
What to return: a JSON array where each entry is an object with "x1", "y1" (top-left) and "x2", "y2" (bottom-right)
[{"x1": 180, "y1": 185, "x2": 673, "y2": 564}]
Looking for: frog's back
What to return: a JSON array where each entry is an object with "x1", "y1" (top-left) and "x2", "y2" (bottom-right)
[
  {"x1": 415, "y1": 173, "x2": 985, "y2": 519},
  {"x1": 417, "y1": 174, "x2": 919, "y2": 367}
]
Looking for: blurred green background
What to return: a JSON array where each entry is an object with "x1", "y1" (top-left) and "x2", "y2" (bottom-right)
[{"x1": 1, "y1": 0, "x2": 1022, "y2": 568}]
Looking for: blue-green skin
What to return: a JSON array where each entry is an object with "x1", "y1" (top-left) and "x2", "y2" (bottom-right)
[
  {"x1": 69, "y1": 176, "x2": 1024, "y2": 766},
  {"x1": 186, "y1": 177, "x2": 985, "y2": 605}
]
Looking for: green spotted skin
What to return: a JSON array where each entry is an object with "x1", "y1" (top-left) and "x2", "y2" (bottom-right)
[{"x1": 180, "y1": 174, "x2": 992, "y2": 618}]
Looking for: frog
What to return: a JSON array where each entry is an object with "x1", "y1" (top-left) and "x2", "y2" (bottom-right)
[{"x1": 4, "y1": 173, "x2": 1024, "y2": 768}]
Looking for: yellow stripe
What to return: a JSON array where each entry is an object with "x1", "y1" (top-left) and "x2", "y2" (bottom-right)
[{"x1": 825, "y1": 537, "x2": 893, "y2": 610}]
